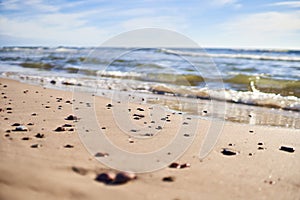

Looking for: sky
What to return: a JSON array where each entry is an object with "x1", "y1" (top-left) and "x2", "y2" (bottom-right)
[{"x1": 0, "y1": 0, "x2": 300, "y2": 49}]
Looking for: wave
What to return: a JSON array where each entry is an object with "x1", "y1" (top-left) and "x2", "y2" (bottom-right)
[
  {"x1": 160, "y1": 48, "x2": 300, "y2": 62},
  {"x1": 3, "y1": 72, "x2": 299, "y2": 112}
]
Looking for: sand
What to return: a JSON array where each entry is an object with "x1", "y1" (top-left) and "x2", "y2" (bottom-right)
[{"x1": 0, "y1": 77, "x2": 299, "y2": 200}]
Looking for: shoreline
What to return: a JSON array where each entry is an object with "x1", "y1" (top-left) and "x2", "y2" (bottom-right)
[
  {"x1": 2, "y1": 74, "x2": 299, "y2": 129},
  {"x1": 0, "y1": 77, "x2": 299, "y2": 200}
]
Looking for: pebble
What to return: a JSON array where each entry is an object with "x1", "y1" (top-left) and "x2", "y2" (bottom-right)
[
  {"x1": 162, "y1": 176, "x2": 175, "y2": 182},
  {"x1": 113, "y1": 172, "x2": 136, "y2": 185},
  {"x1": 279, "y1": 146, "x2": 295, "y2": 153},
  {"x1": 55, "y1": 127, "x2": 65, "y2": 132},
  {"x1": 95, "y1": 172, "x2": 116, "y2": 184},
  {"x1": 62, "y1": 124, "x2": 73, "y2": 127},
  {"x1": 95, "y1": 152, "x2": 109, "y2": 157},
  {"x1": 30, "y1": 144, "x2": 40, "y2": 148},
  {"x1": 65, "y1": 115, "x2": 77, "y2": 120},
  {"x1": 71, "y1": 166, "x2": 88, "y2": 175},
  {"x1": 50, "y1": 80, "x2": 56, "y2": 84},
  {"x1": 221, "y1": 148, "x2": 237, "y2": 156},
  {"x1": 64, "y1": 144, "x2": 74, "y2": 148},
  {"x1": 14, "y1": 126, "x2": 28, "y2": 132},
  {"x1": 11, "y1": 123, "x2": 21, "y2": 126},
  {"x1": 35, "y1": 133, "x2": 44, "y2": 138},
  {"x1": 22, "y1": 137, "x2": 30, "y2": 140}
]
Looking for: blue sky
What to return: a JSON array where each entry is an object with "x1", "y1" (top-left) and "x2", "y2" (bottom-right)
[{"x1": 0, "y1": 0, "x2": 299, "y2": 49}]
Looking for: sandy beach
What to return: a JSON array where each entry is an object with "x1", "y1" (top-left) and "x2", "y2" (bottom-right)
[{"x1": 0, "y1": 77, "x2": 299, "y2": 200}]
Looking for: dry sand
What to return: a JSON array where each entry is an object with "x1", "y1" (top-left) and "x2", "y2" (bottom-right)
[{"x1": 0, "y1": 78, "x2": 299, "y2": 200}]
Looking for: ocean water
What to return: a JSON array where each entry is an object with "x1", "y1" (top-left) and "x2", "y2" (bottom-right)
[{"x1": 0, "y1": 46, "x2": 299, "y2": 128}]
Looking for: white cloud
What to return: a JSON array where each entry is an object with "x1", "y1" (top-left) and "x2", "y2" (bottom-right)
[
  {"x1": 211, "y1": 0, "x2": 242, "y2": 8},
  {"x1": 220, "y1": 11, "x2": 300, "y2": 48},
  {"x1": 0, "y1": 15, "x2": 108, "y2": 46},
  {"x1": 269, "y1": 1, "x2": 300, "y2": 8}
]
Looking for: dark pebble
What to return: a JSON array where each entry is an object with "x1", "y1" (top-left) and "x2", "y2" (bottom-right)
[
  {"x1": 257, "y1": 142, "x2": 264, "y2": 145},
  {"x1": 258, "y1": 147, "x2": 265, "y2": 150},
  {"x1": 95, "y1": 152, "x2": 109, "y2": 157},
  {"x1": 113, "y1": 172, "x2": 136, "y2": 185},
  {"x1": 183, "y1": 134, "x2": 190, "y2": 137},
  {"x1": 62, "y1": 124, "x2": 73, "y2": 127},
  {"x1": 95, "y1": 172, "x2": 115, "y2": 184},
  {"x1": 162, "y1": 176, "x2": 175, "y2": 182},
  {"x1": 279, "y1": 146, "x2": 295, "y2": 153},
  {"x1": 27, "y1": 122, "x2": 34, "y2": 126},
  {"x1": 221, "y1": 148, "x2": 237, "y2": 156},
  {"x1": 22, "y1": 137, "x2": 30, "y2": 140},
  {"x1": 31, "y1": 113, "x2": 37, "y2": 116},
  {"x1": 137, "y1": 108, "x2": 144, "y2": 111},
  {"x1": 35, "y1": 133, "x2": 44, "y2": 138},
  {"x1": 55, "y1": 127, "x2": 65, "y2": 132},
  {"x1": 5, "y1": 130, "x2": 11, "y2": 133},
  {"x1": 72, "y1": 166, "x2": 88, "y2": 175},
  {"x1": 30, "y1": 144, "x2": 40, "y2": 148},
  {"x1": 133, "y1": 117, "x2": 140, "y2": 120},
  {"x1": 133, "y1": 114, "x2": 145, "y2": 118},
  {"x1": 65, "y1": 115, "x2": 77, "y2": 120},
  {"x1": 64, "y1": 144, "x2": 74, "y2": 148},
  {"x1": 169, "y1": 162, "x2": 180, "y2": 168},
  {"x1": 14, "y1": 126, "x2": 28, "y2": 132},
  {"x1": 106, "y1": 103, "x2": 113, "y2": 108},
  {"x1": 50, "y1": 80, "x2": 56, "y2": 84},
  {"x1": 203, "y1": 110, "x2": 208, "y2": 113},
  {"x1": 11, "y1": 123, "x2": 21, "y2": 126}
]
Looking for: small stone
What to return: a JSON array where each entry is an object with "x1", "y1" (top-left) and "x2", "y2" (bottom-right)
[
  {"x1": 183, "y1": 134, "x2": 190, "y2": 137},
  {"x1": 162, "y1": 176, "x2": 175, "y2": 182},
  {"x1": 22, "y1": 137, "x2": 30, "y2": 140},
  {"x1": 62, "y1": 124, "x2": 73, "y2": 127},
  {"x1": 221, "y1": 148, "x2": 237, "y2": 156},
  {"x1": 35, "y1": 133, "x2": 44, "y2": 138},
  {"x1": 50, "y1": 80, "x2": 56, "y2": 84},
  {"x1": 27, "y1": 122, "x2": 34, "y2": 126},
  {"x1": 5, "y1": 130, "x2": 10, "y2": 133},
  {"x1": 257, "y1": 142, "x2": 264, "y2": 145},
  {"x1": 55, "y1": 127, "x2": 65, "y2": 132},
  {"x1": 113, "y1": 172, "x2": 136, "y2": 185},
  {"x1": 11, "y1": 123, "x2": 21, "y2": 126},
  {"x1": 106, "y1": 103, "x2": 113, "y2": 108},
  {"x1": 258, "y1": 147, "x2": 265, "y2": 150},
  {"x1": 31, "y1": 113, "x2": 37, "y2": 116},
  {"x1": 169, "y1": 162, "x2": 180, "y2": 168},
  {"x1": 137, "y1": 108, "x2": 144, "y2": 111},
  {"x1": 203, "y1": 110, "x2": 208, "y2": 113},
  {"x1": 180, "y1": 163, "x2": 191, "y2": 169},
  {"x1": 95, "y1": 172, "x2": 116, "y2": 184},
  {"x1": 30, "y1": 144, "x2": 40, "y2": 148},
  {"x1": 64, "y1": 144, "x2": 74, "y2": 148},
  {"x1": 71, "y1": 166, "x2": 88, "y2": 175},
  {"x1": 95, "y1": 152, "x2": 109, "y2": 157},
  {"x1": 65, "y1": 115, "x2": 77, "y2": 120},
  {"x1": 279, "y1": 146, "x2": 295, "y2": 153},
  {"x1": 14, "y1": 126, "x2": 28, "y2": 132},
  {"x1": 249, "y1": 130, "x2": 254, "y2": 133}
]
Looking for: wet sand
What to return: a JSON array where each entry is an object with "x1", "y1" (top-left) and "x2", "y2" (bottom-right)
[{"x1": 0, "y1": 78, "x2": 299, "y2": 200}]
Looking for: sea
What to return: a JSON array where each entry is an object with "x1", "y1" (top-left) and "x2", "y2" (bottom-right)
[{"x1": 0, "y1": 46, "x2": 299, "y2": 129}]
